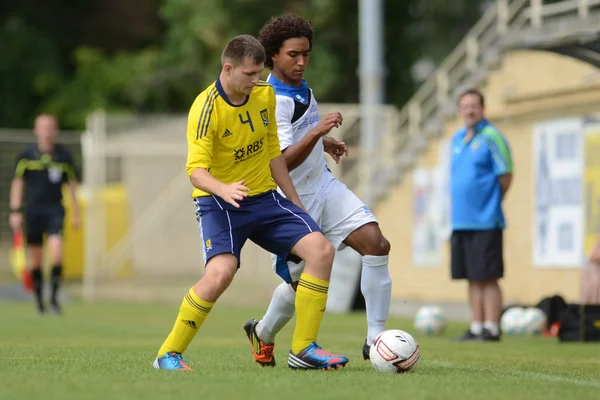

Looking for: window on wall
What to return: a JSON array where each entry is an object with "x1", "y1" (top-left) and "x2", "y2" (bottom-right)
[
  {"x1": 558, "y1": 223, "x2": 574, "y2": 251},
  {"x1": 555, "y1": 132, "x2": 578, "y2": 160}
]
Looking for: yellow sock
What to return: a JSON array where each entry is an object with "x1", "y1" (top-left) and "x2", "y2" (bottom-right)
[
  {"x1": 291, "y1": 273, "x2": 329, "y2": 354},
  {"x1": 157, "y1": 288, "x2": 213, "y2": 357}
]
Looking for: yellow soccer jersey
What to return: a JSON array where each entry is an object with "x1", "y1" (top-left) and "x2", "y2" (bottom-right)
[{"x1": 186, "y1": 79, "x2": 282, "y2": 197}]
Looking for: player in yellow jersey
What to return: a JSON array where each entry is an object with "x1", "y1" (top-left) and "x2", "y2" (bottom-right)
[{"x1": 153, "y1": 34, "x2": 349, "y2": 371}]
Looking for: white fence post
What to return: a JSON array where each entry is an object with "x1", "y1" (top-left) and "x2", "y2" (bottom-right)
[
  {"x1": 497, "y1": 0, "x2": 510, "y2": 34},
  {"x1": 579, "y1": 0, "x2": 589, "y2": 19},
  {"x1": 531, "y1": 0, "x2": 543, "y2": 28},
  {"x1": 82, "y1": 109, "x2": 107, "y2": 302}
]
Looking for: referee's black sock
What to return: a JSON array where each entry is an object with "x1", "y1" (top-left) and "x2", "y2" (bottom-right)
[
  {"x1": 50, "y1": 264, "x2": 62, "y2": 305},
  {"x1": 31, "y1": 268, "x2": 44, "y2": 310}
]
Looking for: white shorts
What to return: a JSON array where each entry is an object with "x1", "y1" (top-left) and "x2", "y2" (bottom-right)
[{"x1": 272, "y1": 177, "x2": 378, "y2": 283}]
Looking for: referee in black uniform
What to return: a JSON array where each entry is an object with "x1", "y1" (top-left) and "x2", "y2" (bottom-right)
[{"x1": 8, "y1": 114, "x2": 80, "y2": 315}]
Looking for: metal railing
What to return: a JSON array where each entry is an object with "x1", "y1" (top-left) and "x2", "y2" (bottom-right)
[
  {"x1": 401, "y1": 0, "x2": 600, "y2": 148},
  {"x1": 358, "y1": 0, "x2": 600, "y2": 206}
]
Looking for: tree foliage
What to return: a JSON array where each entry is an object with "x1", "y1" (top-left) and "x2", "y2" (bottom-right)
[{"x1": 2, "y1": 0, "x2": 485, "y2": 130}]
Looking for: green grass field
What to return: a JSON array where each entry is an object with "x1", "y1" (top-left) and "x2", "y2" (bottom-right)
[{"x1": 0, "y1": 301, "x2": 598, "y2": 400}]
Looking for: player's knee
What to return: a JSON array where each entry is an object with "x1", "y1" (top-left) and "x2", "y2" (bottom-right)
[
  {"x1": 49, "y1": 249, "x2": 63, "y2": 265},
  {"x1": 468, "y1": 280, "x2": 485, "y2": 289},
  {"x1": 317, "y1": 239, "x2": 335, "y2": 266},
  {"x1": 204, "y1": 258, "x2": 237, "y2": 290},
  {"x1": 28, "y1": 246, "x2": 43, "y2": 266},
  {"x1": 483, "y1": 279, "x2": 499, "y2": 287},
  {"x1": 304, "y1": 236, "x2": 334, "y2": 267},
  {"x1": 210, "y1": 267, "x2": 235, "y2": 290}
]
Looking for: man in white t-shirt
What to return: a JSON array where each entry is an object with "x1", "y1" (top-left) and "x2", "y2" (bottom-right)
[{"x1": 243, "y1": 14, "x2": 392, "y2": 368}]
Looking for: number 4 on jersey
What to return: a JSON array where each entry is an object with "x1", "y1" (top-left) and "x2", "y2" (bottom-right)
[{"x1": 239, "y1": 111, "x2": 255, "y2": 132}]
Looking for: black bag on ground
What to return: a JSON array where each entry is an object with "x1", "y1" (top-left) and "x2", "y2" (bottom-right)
[
  {"x1": 558, "y1": 304, "x2": 600, "y2": 342},
  {"x1": 535, "y1": 295, "x2": 568, "y2": 330}
]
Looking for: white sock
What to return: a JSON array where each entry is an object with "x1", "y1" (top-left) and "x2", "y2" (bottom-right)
[
  {"x1": 256, "y1": 282, "x2": 296, "y2": 343},
  {"x1": 484, "y1": 321, "x2": 499, "y2": 336},
  {"x1": 470, "y1": 321, "x2": 483, "y2": 335},
  {"x1": 361, "y1": 255, "x2": 392, "y2": 344}
]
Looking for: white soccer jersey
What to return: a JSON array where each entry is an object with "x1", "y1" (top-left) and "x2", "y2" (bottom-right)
[{"x1": 267, "y1": 74, "x2": 333, "y2": 195}]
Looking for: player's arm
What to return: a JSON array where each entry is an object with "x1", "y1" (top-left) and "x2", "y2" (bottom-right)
[
  {"x1": 67, "y1": 181, "x2": 80, "y2": 228},
  {"x1": 487, "y1": 132, "x2": 513, "y2": 199},
  {"x1": 498, "y1": 174, "x2": 512, "y2": 198},
  {"x1": 9, "y1": 178, "x2": 24, "y2": 213},
  {"x1": 282, "y1": 113, "x2": 343, "y2": 171},
  {"x1": 186, "y1": 98, "x2": 249, "y2": 208},
  {"x1": 9, "y1": 152, "x2": 28, "y2": 231},
  {"x1": 590, "y1": 233, "x2": 600, "y2": 264},
  {"x1": 62, "y1": 149, "x2": 81, "y2": 228},
  {"x1": 190, "y1": 168, "x2": 249, "y2": 208},
  {"x1": 186, "y1": 102, "x2": 223, "y2": 196},
  {"x1": 265, "y1": 90, "x2": 304, "y2": 209},
  {"x1": 270, "y1": 155, "x2": 303, "y2": 207},
  {"x1": 275, "y1": 96, "x2": 343, "y2": 171}
]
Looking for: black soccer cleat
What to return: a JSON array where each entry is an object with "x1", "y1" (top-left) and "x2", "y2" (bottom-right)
[
  {"x1": 243, "y1": 319, "x2": 276, "y2": 367},
  {"x1": 36, "y1": 303, "x2": 46, "y2": 316},
  {"x1": 455, "y1": 330, "x2": 479, "y2": 341},
  {"x1": 478, "y1": 328, "x2": 501, "y2": 342},
  {"x1": 50, "y1": 301, "x2": 62, "y2": 316},
  {"x1": 362, "y1": 338, "x2": 371, "y2": 360}
]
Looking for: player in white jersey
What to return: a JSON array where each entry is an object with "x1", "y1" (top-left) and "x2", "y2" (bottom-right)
[{"x1": 243, "y1": 14, "x2": 392, "y2": 367}]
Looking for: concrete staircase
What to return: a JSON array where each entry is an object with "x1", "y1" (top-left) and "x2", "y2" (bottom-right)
[{"x1": 326, "y1": 0, "x2": 600, "y2": 208}]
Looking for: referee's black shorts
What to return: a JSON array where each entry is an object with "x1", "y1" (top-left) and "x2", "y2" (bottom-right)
[
  {"x1": 450, "y1": 229, "x2": 504, "y2": 282},
  {"x1": 25, "y1": 205, "x2": 65, "y2": 245}
]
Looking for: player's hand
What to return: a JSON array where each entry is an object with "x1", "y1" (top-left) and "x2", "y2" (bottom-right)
[
  {"x1": 72, "y1": 214, "x2": 81, "y2": 230},
  {"x1": 285, "y1": 195, "x2": 308, "y2": 214},
  {"x1": 219, "y1": 179, "x2": 250, "y2": 208},
  {"x1": 323, "y1": 137, "x2": 349, "y2": 164},
  {"x1": 315, "y1": 112, "x2": 343, "y2": 137},
  {"x1": 591, "y1": 251, "x2": 600, "y2": 265},
  {"x1": 590, "y1": 240, "x2": 600, "y2": 264},
  {"x1": 581, "y1": 259, "x2": 600, "y2": 304},
  {"x1": 9, "y1": 212, "x2": 23, "y2": 232},
  {"x1": 295, "y1": 201, "x2": 309, "y2": 215}
]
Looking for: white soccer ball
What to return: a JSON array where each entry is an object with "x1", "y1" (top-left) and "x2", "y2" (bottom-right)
[
  {"x1": 522, "y1": 307, "x2": 547, "y2": 335},
  {"x1": 414, "y1": 305, "x2": 446, "y2": 336},
  {"x1": 500, "y1": 306, "x2": 526, "y2": 335},
  {"x1": 369, "y1": 329, "x2": 421, "y2": 374}
]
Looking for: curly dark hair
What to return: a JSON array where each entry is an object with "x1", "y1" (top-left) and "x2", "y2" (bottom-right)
[{"x1": 258, "y1": 14, "x2": 314, "y2": 70}]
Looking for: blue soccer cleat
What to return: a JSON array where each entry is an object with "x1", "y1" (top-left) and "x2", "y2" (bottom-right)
[
  {"x1": 288, "y1": 342, "x2": 349, "y2": 370},
  {"x1": 153, "y1": 352, "x2": 193, "y2": 370}
]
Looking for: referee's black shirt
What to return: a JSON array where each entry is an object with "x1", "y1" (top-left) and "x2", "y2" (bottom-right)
[{"x1": 13, "y1": 144, "x2": 78, "y2": 211}]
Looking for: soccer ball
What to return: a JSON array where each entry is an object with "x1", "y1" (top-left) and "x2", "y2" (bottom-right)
[
  {"x1": 500, "y1": 306, "x2": 526, "y2": 335},
  {"x1": 369, "y1": 329, "x2": 421, "y2": 374},
  {"x1": 414, "y1": 305, "x2": 446, "y2": 336},
  {"x1": 522, "y1": 307, "x2": 547, "y2": 335}
]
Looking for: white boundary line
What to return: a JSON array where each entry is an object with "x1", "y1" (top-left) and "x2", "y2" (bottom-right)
[{"x1": 428, "y1": 360, "x2": 600, "y2": 388}]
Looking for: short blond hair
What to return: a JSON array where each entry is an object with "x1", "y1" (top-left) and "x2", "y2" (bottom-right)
[{"x1": 221, "y1": 34, "x2": 266, "y2": 66}]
